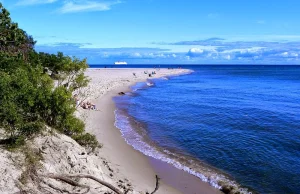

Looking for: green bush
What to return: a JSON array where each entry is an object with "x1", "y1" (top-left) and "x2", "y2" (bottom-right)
[
  {"x1": 62, "y1": 115, "x2": 85, "y2": 135},
  {"x1": 19, "y1": 122, "x2": 44, "y2": 137},
  {"x1": 3, "y1": 136, "x2": 26, "y2": 150},
  {"x1": 72, "y1": 133, "x2": 101, "y2": 152}
]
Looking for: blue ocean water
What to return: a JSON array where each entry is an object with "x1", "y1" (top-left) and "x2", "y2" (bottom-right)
[{"x1": 113, "y1": 65, "x2": 300, "y2": 194}]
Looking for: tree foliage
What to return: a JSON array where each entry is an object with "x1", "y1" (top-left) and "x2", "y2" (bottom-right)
[
  {"x1": 0, "y1": 4, "x2": 95, "y2": 149},
  {"x1": 72, "y1": 133, "x2": 101, "y2": 152},
  {"x1": 38, "y1": 52, "x2": 89, "y2": 89},
  {"x1": 0, "y1": 3, "x2": 35, "y2": 59}
]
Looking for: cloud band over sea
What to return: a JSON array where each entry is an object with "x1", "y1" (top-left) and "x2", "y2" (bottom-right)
[{"x1": 35, "y1": 38, "x2": 300, "y2": 64}]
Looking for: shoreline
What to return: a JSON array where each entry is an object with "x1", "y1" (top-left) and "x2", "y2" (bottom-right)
[{"x1": 81, "y1": 68, "x2": 223, "y2": 194}]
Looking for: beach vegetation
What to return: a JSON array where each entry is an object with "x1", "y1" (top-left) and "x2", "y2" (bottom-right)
[
  {"x1": 72, "y1": 133, "x2": 102, "y2": 152},
  {"x1": 0, "y1": 3, "x2": 35, "y2": 60},
  {"x1": 18, "y1": 145, "x2": 44, "y2": 185},
  {"x1": 0, "y1": 3, "x2": 99, "y2": 151}
]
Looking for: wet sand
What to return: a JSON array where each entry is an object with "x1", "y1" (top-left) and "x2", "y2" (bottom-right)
[{"x1": 150, "y1": 158, "x2": 222, "y2": 194}]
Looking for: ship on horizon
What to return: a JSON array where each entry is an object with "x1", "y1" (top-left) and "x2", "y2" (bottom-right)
[{"x1": 114, "y1": 61, "x2": 128, "y2": 65}]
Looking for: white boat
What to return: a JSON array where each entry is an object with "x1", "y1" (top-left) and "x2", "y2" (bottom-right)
[{"x1": 114, "y1": 61, "x2": 127, "y2": 65}]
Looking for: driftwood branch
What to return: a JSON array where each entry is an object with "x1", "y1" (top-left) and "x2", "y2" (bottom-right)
[
  {"x1": 151, "y1": 175, "x2": 160, "y2": 194},
  {"x1": 41, "y1": 179, "x2": 70, "y2": 194},
  {"x1": 40, "y1": 173, "x2": 159, "y2": 194},
  {"x1": 42, "y1": 173, "x2": 124, "y2": 194},
  {"x1": 65, "y1": 174, "x2": 124, "y2": 194},
  {"x1": 42, "y1": 174, "x2": 90, "y2": 193}
]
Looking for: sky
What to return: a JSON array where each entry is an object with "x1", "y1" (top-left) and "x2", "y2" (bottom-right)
[{"x1": 1, "y1": 0, "x2": 300, "y2": 64}]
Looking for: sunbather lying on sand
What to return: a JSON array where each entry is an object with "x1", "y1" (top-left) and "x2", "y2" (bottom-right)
[
  {"x1": 80, "y1": 102, "x2": 88, "y2": 109},
  {"x1": 86, "y1": 101, "x2": 96, "y2": 110}
]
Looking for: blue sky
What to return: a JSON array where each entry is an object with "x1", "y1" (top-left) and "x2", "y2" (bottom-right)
[{"x1": 2, "y1": 0, "x2": 300, "y2": 64}]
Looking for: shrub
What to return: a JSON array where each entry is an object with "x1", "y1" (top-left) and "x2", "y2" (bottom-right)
[
  {"x1": 62, "y1": 115, "x2": 85, "y2": 136},
  {"x1": 19, "y1": 122, "x2": 44, "y2": 137},
  {"x1": 72, "y1": 133, "x2": 101, "y2": 152}
]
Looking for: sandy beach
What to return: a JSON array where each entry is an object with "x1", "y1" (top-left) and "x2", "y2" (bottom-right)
[{"x1": 79, "y1": 68, "x2": 222, "y2": 194}]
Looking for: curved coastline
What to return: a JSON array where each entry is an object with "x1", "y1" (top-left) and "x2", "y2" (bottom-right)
[
  {"x1": 113, "y1": 75, "x2": 253, "y2": 194},
  {"x1": 83, "y1": 68, "x2": 216, "y2": 194}
]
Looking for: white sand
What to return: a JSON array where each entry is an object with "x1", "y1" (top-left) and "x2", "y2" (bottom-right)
[
  {"x1": 0, "y1": 128, "x2": 135, "y2": 194},
  {"x1": 77, "y1": 68, "x2": 192, "y2": 103}
]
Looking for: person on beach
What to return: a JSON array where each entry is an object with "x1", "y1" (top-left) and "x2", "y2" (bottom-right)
[
  {"x1": 80, "y1": 101, "x2": 97, "y2": 110},
  {"x1": 80, "y1": 102, "x2": 88, "y2": 109},
  {"x1": 90, "y1": 103, "x2": 97, "y2": 110},
  {"x1": 87, "y1": 101, "x2": 97, "y2": 110},
  {"x1": 73, "y1": 94, "x2": 80, "y2": 106}
]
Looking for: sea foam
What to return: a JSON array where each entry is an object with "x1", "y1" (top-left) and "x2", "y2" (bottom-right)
[{"x1": 114, "y1": 108, "x2": 252, "y2": 194}]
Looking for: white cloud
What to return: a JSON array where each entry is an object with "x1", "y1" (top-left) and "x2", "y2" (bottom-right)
[
  {"x1": 291, "y1": 53, "x2": 299, "y2": 57},
  {"x1": 131, "y1": 52, "x2": 142, "y2": 58},
  {"x1": 16, "y1": 0, "x2": 121, "y2": 13},
  {"x1": 189, "y1": 48, "x2": 204, "y2": 54},
  {"x1": 16, "y1": 0, "x2": 58, "y2": 6},
  {"x1": 224, "y1": 55, "x2": 231, "y2": 60},
  {"x1": 282, "y1": 52, "x2": 289, "y2": 57},
  {"x1": 156, "y1": 53, "x2": 165, "y2": 58},
  {"x1": 35, "y1": 39, "x2": 300, "y2": 64},
  {"x1": 187, "y1": 47, "x2": 218, "y2": 58},
  {"x1": 222, "y1": 47, "x2": 264, "y2": 54},
  {"x1": 58, "y1": 1, "x2": 121, "y2": 13},
  {"x1": 278, "y1": 52, "x2": 299, "y2": 58}
]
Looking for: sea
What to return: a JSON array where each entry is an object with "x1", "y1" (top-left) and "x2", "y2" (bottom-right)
[{"x1": 91, "y1": 65, "x2": 300, "y2": 194}]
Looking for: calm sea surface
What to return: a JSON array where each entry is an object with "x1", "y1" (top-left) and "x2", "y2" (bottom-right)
[{"x1": 108, "y1": 65, "x2": 300, "y2": 194}]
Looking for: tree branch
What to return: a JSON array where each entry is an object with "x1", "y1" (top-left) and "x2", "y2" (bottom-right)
[
  {"x1": 65, "y1": 174, "x2": 124, "y2": 194},
  {"x1": 41, "y1": 173, "x2": 124, "y2": 194},
  {"x1": 41, "y1": 173, "x2": 90, "y2": 193},
  {"x1": 151, "y1": 175, "x2": 160, "y2": 194}
]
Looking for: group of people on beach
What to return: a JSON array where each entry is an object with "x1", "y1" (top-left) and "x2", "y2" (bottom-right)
[
  {"x1": 73, "y1": 94, "x2": 97, "y2": 110},
  {"x1": 143, "y1": 71, "x2": 156, "y2": 77},
  {"x1": 133, "y1": 70, "x2": 157, "y2": 78},
  {"x1": 81, "y1": 101, "x2": 97, "y2": 110}
]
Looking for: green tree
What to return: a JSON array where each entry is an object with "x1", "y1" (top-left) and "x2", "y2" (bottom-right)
[
  {"x1": 0, "y1": 4, "x2": 97, "y2": 150},
  {"x1": 0, "y1": 62, "x2": 50, "y2": 142},
  {"x1": 38, "y1": 52, "x2": 89, "y2": 90},
  {"x1": 0, "y1": 3, "x2": 35, "y2": 59}
]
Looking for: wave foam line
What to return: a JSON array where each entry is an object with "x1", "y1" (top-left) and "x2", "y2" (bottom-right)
[{"x1": 114, "y1": 109, "x2": 252, "y2": 194}]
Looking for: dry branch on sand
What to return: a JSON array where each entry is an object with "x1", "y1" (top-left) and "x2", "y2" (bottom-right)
[
  {"x1": 42, "y1": 173, "x2": 125, "y2": 194},
  {"x1": 41, "y1": 173, "x2": 160, "y2": 194},
  {"x1": 151, "y1": 175, "x2": 160, "y2": 194}
]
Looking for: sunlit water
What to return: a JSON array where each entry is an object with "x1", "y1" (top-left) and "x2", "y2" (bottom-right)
[{"x1": 113, "y1": 65, "x2": 300, "y2": 194}]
